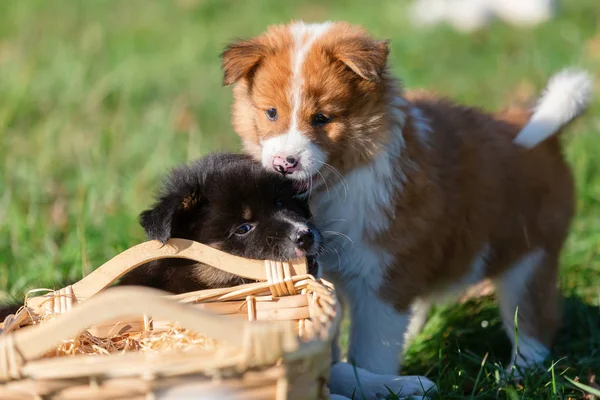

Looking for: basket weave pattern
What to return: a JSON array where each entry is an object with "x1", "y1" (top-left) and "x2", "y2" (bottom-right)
[{"x1": 0, "y1": 239, "x2": 340, "y2": 400}]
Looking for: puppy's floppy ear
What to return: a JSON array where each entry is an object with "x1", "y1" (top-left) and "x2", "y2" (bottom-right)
[
  {"x1": 139, "y1": 185, "x2": 206, "y2": 244},
  {"x1": 332, "y1": 37, "x2": 390, "y2": 82},
  {"x1": 139, "y1": 196, "x2": 180, "y2": 244},
  {"x1": 221, "y1": 38, "x2": 264, "y2": 86}
]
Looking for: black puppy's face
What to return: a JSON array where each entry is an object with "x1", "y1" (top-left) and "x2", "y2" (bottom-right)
[{"x1": 140, "y1": 153, "x2": 322, "y2": 270}]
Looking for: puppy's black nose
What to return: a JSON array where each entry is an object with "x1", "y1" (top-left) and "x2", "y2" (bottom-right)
[
  {"x1": 295, "y1": 230, "x2": 314, "y2": 251},
  {"x1": 285, "y1": 156, "x2": 297, "y2": 165}
]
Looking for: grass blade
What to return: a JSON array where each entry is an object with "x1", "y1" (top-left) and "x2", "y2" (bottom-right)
[
  {"x1": 470, "y1": 352, "x2": 489, "y2": 399},
  {"x1": 565, "y1": 376, "x2": 600, "y2": 397}
]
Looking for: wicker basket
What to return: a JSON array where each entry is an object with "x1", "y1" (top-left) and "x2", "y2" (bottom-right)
[{"x1": 0, "y1": 239, "x2": 340, "y2": 400}]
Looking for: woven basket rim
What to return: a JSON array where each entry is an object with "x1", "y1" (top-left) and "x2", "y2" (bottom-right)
[
  {"x1": 0, "y1": 238, "x2": 340, "y2": 391},
  {"x1": 23, "y1": 238, "x2": 309, "y2": 313}
]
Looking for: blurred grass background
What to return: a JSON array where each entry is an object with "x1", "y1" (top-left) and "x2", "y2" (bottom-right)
[{"x1": 0, "y1": 0, "x2": 599, "y2": 398}]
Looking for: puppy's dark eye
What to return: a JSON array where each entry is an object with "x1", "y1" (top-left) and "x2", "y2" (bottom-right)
[
  {"x1": 235, "y1": 224, "x2": 254, "y2": 235},
  {"x1": 275, "y1": 199, "x2": 283, "y2": 208},
  {"x1": 265, "y1": 108, "x2": 278, "y2": 121},
  {"x1": 312, "y1": 113, "x2": 331, "y2": 127}
]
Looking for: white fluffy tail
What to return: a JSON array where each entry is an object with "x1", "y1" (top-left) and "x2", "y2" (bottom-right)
[{"x1": 513, "y1": 68, "x2": 593, "y2": 148}]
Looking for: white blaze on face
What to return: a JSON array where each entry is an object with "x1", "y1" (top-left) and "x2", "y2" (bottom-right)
[{"x1": 260, "y1": 22, "x2": 331, "y2": 181}]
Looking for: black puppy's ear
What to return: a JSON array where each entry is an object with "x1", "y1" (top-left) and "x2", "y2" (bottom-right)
[
  {"x1": 139, "y1": 188, "x2": 205, "y2": 244},
  {"x1": 139, "y1": 196, "x2": 179, "y2": 244}
]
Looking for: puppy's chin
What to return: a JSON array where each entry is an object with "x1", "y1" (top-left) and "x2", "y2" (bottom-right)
[
  {"x1": 290, "y1": 179, "x2": 311, "y2": 198},
  {"x1": 279, "y1": 167, "x2": 333, "y2": 197}
]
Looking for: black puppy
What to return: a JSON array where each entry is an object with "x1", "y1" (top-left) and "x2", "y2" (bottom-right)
[
  {"x1": 0, "y1": 153, "x2": 322, "y2": 319},
  {"x1": 118, "y1": 153, "x2": 322, "y2": 293}
]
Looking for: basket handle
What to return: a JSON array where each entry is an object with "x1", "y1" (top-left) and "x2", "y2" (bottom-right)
[
  {"x1": 26, "y1": 238, "x2": 307, "y2": 310},
  {"x1": 0, "y1": 286, "x2": 298, "y2": 382}
]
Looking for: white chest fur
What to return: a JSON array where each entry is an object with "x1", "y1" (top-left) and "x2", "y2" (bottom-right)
[{"x1": 310, "y1": 125, "x2": 405, "y2": 293}]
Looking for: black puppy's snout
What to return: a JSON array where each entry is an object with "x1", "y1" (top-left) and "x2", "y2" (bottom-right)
[{"x1": 295, "y1": 230, "x2": 315, "y2": 251}]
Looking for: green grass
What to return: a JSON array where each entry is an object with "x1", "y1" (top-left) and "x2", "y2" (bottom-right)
[{"x1": 1, "y1": 0, "x2": 599, "y2": 398}]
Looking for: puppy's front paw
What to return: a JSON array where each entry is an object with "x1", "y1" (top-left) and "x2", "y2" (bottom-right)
[
  {"x1": 371, "y1": 375, "x2": 437, "y2": 399},
  {"x1": 330, "y1": 395, "x2": 352, "y2": 400},
  {"x1": 330, "y1": 362, "x2": 437, "y2": 399}
]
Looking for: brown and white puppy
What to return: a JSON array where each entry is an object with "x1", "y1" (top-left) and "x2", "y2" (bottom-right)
[{"x1": 220, "y1": 20, "x2": 593, "y2": 394}]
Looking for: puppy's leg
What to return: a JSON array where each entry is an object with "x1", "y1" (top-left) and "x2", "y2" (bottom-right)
[
  {"x1": 347, "y1": 287, "x2": 409, "y2": 374},
  {"x1": 330, "y1": 296, "x2": 346, "y2": 364},
  {"x1": 494, "y1": 249, "x2": 560, "y2": 373},
  {"x1": 403, "y1": 298, "x2": 431, "y2": 352}
]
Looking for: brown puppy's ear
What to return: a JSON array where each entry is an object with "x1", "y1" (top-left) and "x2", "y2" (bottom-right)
[
  {"x1": 221, "y1": 38, "x2": 265, "y2": 86},
  {"x1": 332, "y1": 38, "x2": 390, "y2": 82}
]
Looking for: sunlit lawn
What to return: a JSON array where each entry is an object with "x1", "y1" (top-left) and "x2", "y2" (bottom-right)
[{"x1": 1, "y1": 1, "x2": 599, "y2": 398}]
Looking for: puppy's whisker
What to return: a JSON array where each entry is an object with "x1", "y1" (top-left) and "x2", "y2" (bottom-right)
[
  {"x1": 323, "y1": 230, "x2": 355, "y2": 245},
  {"x1": 274, "y1": 245, "x2": 285, "y2": 262},
  {"x1": 317, "y1": 218, "x2": 349, "y2": 226},
  {"x1": 316, "y1": 168, "x2": 331, "y2": 195},
  {"x1": 317, "y1": 161, "x2": 348, "y2": 202},
  {"x1": 317, "y1": 245, "x2": 326, "y2": 256},
  {"x1": 320, "y1": 242, "x2": 343, "y2": 268},
  {"x1": 322, "y1": 163, "x2": 349, "y2": 195},
  {"x1": 329, "y1": 247, "x2": 342, "y2": 270}
]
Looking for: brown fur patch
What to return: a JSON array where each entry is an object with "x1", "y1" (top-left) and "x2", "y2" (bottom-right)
[
  {"x1": 180, "y1": 193, "x2": 199, "y2": 210},
  {"x1": 225, "y1": 21, "x2": 576, "y2": 351},
  {"x1": 242, "y1": 206, "x2": 252, "y2": 221},
  {"x1": 374, "y1": 93, "x2": 573, "y2": 347}
]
